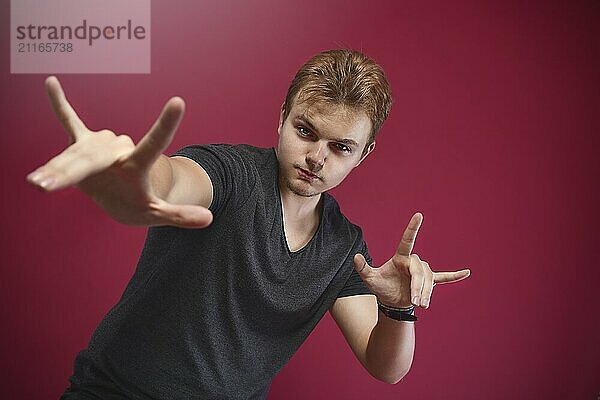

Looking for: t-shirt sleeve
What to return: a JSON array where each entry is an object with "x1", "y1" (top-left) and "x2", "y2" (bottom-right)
[
  {"x1": 337, "y1": 240, "x2": 373, "y2": 298},
  {"x1": 171, "y1": 144, "x2": 256, "y2": 217}
]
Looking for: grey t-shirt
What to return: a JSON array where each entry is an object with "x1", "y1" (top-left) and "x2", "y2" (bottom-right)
[{"x1": 66, "y1": 144, "x2": 372, "y2": 400}]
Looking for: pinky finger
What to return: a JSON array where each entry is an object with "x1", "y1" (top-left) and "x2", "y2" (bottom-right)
[{"x1": 434, "y1": 269, "x2": 471, "y2": 285}]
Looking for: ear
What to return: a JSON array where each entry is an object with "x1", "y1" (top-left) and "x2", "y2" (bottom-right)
[
  {"x1": 356, "y1": 141, "x2": 376, "y2": 167},
  {"x1": 277, "y1": 103, "x2": 285, "y2": 135}
]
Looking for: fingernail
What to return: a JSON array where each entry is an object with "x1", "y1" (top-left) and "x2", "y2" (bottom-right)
[
  {"x1": 39, "y1": 177, "x2": 55, "y2": 190},
  {"x1": 412, "y1": 296, "x2": 420, "y2": 306},
  {"x1": 27, "y1": 171, "x2": 43, "y2": 183},
  {"x1": 422, "y1": 298, "x2": 429, "y2": 307}
]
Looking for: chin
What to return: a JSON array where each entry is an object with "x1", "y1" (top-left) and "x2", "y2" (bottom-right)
[{"x1": 286, "y1": 179, "x2": 322, "y2": 198}]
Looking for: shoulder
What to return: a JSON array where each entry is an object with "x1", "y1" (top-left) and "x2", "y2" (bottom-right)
[
  {"x1": 172, "y1": 143, "x2": 268, "y2": 160},
  {"x1": 232, "y1": 144, "x2": 279, "y2": 170},
  {"x1": 321, "y1": 193, "x2": 365, "y2": 246},
  {"x1": 172, "y1": 144, "x2": 275, "y2": 175},
  {"x1": 171, "y1": 144, "x2": 275, "y2": 215},
  {"x1": 231, "y1": 144, "x2": 274, "y2": 159}
]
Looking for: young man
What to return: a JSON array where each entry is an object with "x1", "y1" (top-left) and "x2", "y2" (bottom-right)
[{"x1": 27, "y1": 49, "x2": 470, "y2": 399}]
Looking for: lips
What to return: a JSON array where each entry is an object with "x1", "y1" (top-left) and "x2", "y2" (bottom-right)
[{"x1": 296, "y1": 167, "x2": 320, "y2": 181}]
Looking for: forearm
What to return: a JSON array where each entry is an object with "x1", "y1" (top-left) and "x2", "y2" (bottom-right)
[{"x1": 364, "y1": 310, "x2": 415, "y2": 384}]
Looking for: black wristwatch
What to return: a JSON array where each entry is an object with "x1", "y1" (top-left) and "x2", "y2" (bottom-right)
[{"x1": 377, "y1": 302, "x2": 417, "y2": 322}]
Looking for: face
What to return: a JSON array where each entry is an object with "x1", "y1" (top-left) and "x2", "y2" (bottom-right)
[{"x1": 276, "y1": 97, "x2": 375, "y2": 198}]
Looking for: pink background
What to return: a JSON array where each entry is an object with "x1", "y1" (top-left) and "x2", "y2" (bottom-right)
[{"x1": 1, "y1": 1, "x2": 599, "y2": 399}]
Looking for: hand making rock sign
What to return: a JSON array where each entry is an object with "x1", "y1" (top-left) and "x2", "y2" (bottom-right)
[
  {"x1": 354, "y1": 212, "x2": 471, "y2": 310},
  {"x1": 26, "y1": 77, "x2": 213, "y2": 228}
]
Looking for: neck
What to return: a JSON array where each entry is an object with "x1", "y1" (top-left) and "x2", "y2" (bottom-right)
[{"x1": 278, "y1": 182, "x2": 322, "y2": 220}]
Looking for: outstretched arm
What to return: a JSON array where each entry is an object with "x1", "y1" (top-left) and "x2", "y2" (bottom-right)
[
  {"x1": 330, "y1": 213, "x2": 470, "y2": 383},
  {"x1": 27, "y1": 76, "x2": 213, "y2": 228}
]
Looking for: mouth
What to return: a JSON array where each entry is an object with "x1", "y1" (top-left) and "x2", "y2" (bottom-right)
[{"x1": 295, "y1": 166, "x2": 321, "y2": 181}]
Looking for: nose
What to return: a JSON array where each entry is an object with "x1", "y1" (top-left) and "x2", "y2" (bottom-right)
[{"x1": 306, "y1": 141, "x2": 327, "y2": 172}]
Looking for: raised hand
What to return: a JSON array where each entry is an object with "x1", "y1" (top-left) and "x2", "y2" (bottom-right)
[
  {"x1": 354, "y1": 213, "x2": 470, "y2": 309},
  {"x1": 26, "y1": 76, "x2": 213, "y2": 228}
]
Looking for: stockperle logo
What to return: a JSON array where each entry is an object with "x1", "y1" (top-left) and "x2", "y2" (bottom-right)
[{"x1": 11, "y1": 0, "x2": 150, "y2": 74}]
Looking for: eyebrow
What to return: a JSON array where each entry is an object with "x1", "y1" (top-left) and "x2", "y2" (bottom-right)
[{"x1": 293, "y1": 115, "x2": 360, "y2": 148}]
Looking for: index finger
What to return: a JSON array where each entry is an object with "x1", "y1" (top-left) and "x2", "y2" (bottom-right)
[
  {"x1": 45, "y1": 76, "x2": 88, "y2": 142},
  {"x1": 395, "y1": 212, "x2": 423, "y2": 257}
]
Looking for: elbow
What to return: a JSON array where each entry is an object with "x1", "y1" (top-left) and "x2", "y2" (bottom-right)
[
  {"x1": 380, "y1": 371, "x2": 408, "y2": 385},
  {"x1": 369, "y1": 367, "x2": 411, "y2": 385}
]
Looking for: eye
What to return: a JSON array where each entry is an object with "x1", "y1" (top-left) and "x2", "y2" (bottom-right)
[
  {"x1": 297, "y1": 126, "x2": 312, "y2": 137},
  {"x1": 334, "y1": 143, "x2": 352, "y2": 154}
]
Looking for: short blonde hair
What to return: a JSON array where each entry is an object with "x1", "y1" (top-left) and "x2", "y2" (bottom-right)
[{"x1": 282, "y1": 49, "x2": 393, "y2": 152}]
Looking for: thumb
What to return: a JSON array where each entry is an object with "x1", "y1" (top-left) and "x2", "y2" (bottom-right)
[
  {"x1": 152, "y1": 201, "x2": 214, "y2": 229},
  {"x1": 353, "y1": 253, "x2": 374, "y2": 279}
]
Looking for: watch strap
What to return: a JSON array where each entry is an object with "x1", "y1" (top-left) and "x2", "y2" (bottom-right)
[{"x1": 377, "y1": 301, "x2": 417, "y2": 322}]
